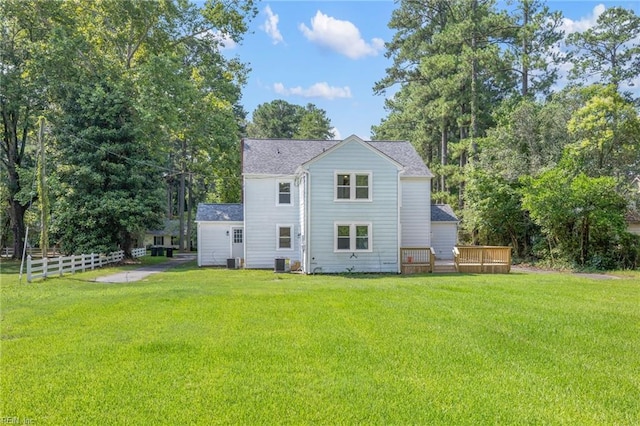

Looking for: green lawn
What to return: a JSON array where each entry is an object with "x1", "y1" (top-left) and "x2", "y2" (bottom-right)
[{"x1": 1, "y1": 261, "x2": 639, "y2": 425}]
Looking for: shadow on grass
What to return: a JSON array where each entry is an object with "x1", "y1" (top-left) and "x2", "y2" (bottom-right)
[{"x1": 0, "y1": 259, "x2": 22, "y2": 275}]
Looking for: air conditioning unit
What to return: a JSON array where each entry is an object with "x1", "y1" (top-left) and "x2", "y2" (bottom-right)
[{"x1": 274, "y1": 258, "x2": 291, "y2": 273}]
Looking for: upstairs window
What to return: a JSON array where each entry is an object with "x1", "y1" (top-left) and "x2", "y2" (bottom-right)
[
  {"x1": 278, "y1": 181, "x2": 292, "y2": 205},
  {"x1": 336, "y1": 172, "x2": 371, "y2": 201}
]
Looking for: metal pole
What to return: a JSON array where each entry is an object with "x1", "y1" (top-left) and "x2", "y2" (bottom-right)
[{"x1": 19, "y1": 226, "x2": 29, "y2": 283}]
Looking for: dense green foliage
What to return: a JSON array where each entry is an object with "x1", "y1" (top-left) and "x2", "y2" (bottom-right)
[
  {"x1": 2, "y1": 265, "x2": 639, "y2": 424},
  {"x1": 53, "y1": 82, "x2": 165, "y2": 255},
  {"x1": 2, "y1": 0, "x2": 639, "y2": 268},
  {"x1": 1, "y1": 0, "x2": 256, "y2": 257},
  {"x1": 374, "y1": 0, "x2": 640, "y2": 269},
  {"x1": 246, "y1": 100, "x2": 334, "y2": 139}
]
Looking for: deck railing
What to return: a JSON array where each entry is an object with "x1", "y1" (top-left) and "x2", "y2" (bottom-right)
[
  {"x1": 453, "y1": 246, "x2": 511, "y2": 273},
  {"x1": 400, "y1": 247, "x2": 435, "y2": 274}
]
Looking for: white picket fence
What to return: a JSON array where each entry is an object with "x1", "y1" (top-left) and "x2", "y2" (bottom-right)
[{"x1": 26, "y1": 248, "x2": 146, "y2": 283}]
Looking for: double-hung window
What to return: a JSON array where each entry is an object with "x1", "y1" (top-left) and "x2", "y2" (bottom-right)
[
  {"x1": 277, "y1": 225, "x2": 292, "y2": 250},
  {"x1": 335, "y1": 223, "x2": 372, "y2": 252},
  {"x1": 277, "y1": 180, "x2": 292, "y2": 205},
  {"x1": 336, "y1": 172, "x2": 371, "y2": 201}
]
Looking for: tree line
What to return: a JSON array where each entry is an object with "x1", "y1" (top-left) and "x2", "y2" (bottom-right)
[
  {"x1": 1, "y1": 0, "x2": 338, "y2": 259},
  {"x1": 1, "y1": 0, "x2": 257, "y2": 257},
  {"x1": 371, "y1": 0, "x2": 640, "y2": 270},
  {"x1": 2, "y1": 0, "x2": 639, "y2": 269}
]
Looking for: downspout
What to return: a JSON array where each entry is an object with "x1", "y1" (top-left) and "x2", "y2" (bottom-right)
[
  {"x1": 397, "y1": 170, "x2": 403, "y2": 274},
  {"x1": 304, "y1": 169, "x2": 311, "y2": 274},
  {"x1": 241, "y1": 139, "x2": 246, "y2": 267}
]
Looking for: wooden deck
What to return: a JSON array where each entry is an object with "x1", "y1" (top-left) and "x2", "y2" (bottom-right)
[
  {"x1": 453, "y1": 246, "x2": 512, "y2": 273},
  {"x1": 400, "y1": 247, "x2": 435, "y2": 274},
  {"x1": 400, "y1": 246, "x2": 512, "y2": 274}
]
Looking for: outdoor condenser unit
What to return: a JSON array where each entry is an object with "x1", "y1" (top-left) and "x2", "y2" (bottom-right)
[{"x1": 274, "y1": 258, "x2": 291, "y2": 273}]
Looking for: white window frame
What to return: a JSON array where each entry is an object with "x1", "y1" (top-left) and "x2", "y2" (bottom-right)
[
  {"x1": 335, "y1": 171, "x2": 372, "y2": 202},
  {"x1": 276, "y1": 224, "x2": 294, "y2": 250},
  {"x1": 334, "y1": 222, "x2": 372, "y2": 252},
  {"x1": 233, "y1": 228, "x2": 243, "y2": 244},
  {"x1": 276, "y1": 179, "x2": 293, "y2": 206}
]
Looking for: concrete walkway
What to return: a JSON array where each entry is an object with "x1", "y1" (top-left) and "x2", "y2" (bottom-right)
[{"x1": 94, "y1": 253, "x2": 196, "y2": 283}]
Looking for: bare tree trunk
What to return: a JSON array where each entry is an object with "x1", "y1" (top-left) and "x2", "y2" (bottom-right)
[
  {"x1": 186, "y1": 172, "x2": 193, "y2": 252},
  {"x1": 440, "y1": 122, "x2": 448, "y2": 192},
  {"x1": 178, "y1": 139, "x2": 186, "y2": 251},
  {"x1": 469, "y1": 0, "x2": 479, "y2": 161},
  {"x1": 8, "y1": 201, "x2": 27, "y2": 260},
  {"x1": 521, "y1": 0, "x2": 530, "y2": 97},
  {"x1": 37, "y1": 118, "x2": 49, "y2": 257}
]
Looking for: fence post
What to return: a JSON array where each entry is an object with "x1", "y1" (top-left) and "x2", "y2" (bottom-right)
[
  {"x1": 81, "y1": 253, "x2": 86, "y2": 272},
  {"x1": 27, "y1": 255, "x2": 32, "y2": 283},
  {"x1": 91, "y1": 253, "x2": 95, "y2": 270},
  {"x1": 59, "y1": 255, "x2": 63, "y2": 277},
  {"x1": 43, "y1": 257, "x2": 48, "y2": 279}
]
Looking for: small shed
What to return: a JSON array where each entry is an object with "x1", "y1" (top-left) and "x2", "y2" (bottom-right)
[
  {"x1": 196, "y1": 203, "x2": 244, "y2": 267},
  {"x1": 431, "y1": 204, "x2": 458, "y2": 260}
]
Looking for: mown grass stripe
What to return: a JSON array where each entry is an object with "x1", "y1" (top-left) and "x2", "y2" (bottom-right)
[{"x1": 1, "y1": 261, "x2": 638, "y2": 425}]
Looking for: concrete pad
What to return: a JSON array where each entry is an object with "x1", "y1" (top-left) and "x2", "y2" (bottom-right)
[{"x1": 94, "y1": 254, "x2": 196, "y2": 283}]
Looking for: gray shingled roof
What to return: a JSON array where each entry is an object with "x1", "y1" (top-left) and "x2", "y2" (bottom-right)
[
  {"x1": 431, "y1": 204, "x2": 458, "y2": 222},
  {"x1": 242, "y1": 138, "x2": 433, "y2": 177},
  {"x1": 147, "y1": 219, "x2": 180, "y2": 236},
  {"x1": 196, "y1": 203, "x2": 243, "y2": 222}
]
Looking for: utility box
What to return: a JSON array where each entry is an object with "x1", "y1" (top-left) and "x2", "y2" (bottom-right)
[{"x1": 274, "y1": 258, "x2": 290, "y2": 273}]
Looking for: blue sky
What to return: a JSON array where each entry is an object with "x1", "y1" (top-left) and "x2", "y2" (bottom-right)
[{"x1": 220, "y1": 1, "x2": 640, "y2": 140}]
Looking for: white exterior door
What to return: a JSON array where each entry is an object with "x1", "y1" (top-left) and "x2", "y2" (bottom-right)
[{"x1": 231, "y1": 227, "x2": 244, "y2": 259}]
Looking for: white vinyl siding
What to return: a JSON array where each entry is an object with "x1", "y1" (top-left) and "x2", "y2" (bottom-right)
[
  {"x1": 197, "y1": 222, "x2": 243, "y2": 266},
  {"x1": 244, "y1": 177, "x2": 300, "y2": 268},
  {"x1": 305, "y1": 139, "x2": 400, "y2": 273},
  {"x1": 400, "y1": 178, "x2": 431, "y2": 247},
  {"x1": 431, "y1": 222, "x2": 457, "y2": 259}
]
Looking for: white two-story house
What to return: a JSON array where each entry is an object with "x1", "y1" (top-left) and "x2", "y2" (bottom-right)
[{"x1": 196, "y1": 135, "x2": 458, "y2": 273}]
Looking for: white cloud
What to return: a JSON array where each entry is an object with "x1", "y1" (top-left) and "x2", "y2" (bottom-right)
[
  {"x1": 298, "y1": 11, "x2": 384, "y2": 59},
  {"x1": 331, "y1": 127, "x2": 341, "y2": 140},
  {"x1": 212, "y1": 30, "x2": 237, "y2": 50},
  {"x1": 273, "y1": 82, "x2": 352, "y2": 100},
  {"x1": 560, "y1": 4, "x2": 605, "y2": 35},
  {"x1": 260, "y1": 5, "x2": 284, "y2": 45}
]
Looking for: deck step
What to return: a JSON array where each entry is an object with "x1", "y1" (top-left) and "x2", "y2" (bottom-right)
[{"x1": 433, "y1": 264, "x2": 457, "y2": 273}]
